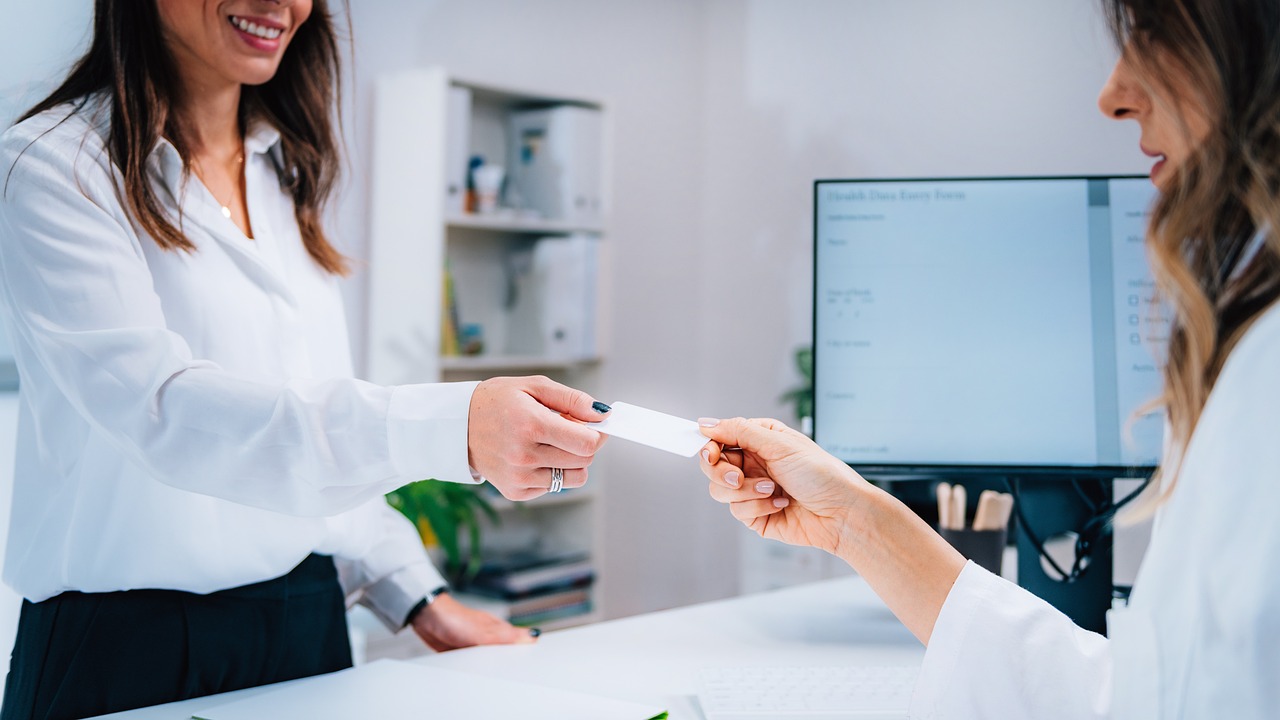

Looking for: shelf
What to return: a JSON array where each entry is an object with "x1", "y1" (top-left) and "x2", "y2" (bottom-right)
[
  {"x1": 446, "y1": 213, "x2": 604, "y2": 236},
  {"x1": 439, "y1": 354, "x2": 602, "y2": 373},
  {"x1": 370, "y1": 67, "x2": 607, "y2": 630}
]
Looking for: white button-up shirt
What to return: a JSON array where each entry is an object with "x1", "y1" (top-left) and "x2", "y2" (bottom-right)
[
  {"x1": 0, "y1": 98, "x2": 477, "y2": 630},
  {"x1": 911, "y1": 300, "x2": 1280, "y2": 718}
]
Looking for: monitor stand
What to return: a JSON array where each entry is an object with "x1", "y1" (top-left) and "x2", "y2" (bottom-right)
[{"x1": 1012, "y1": 478, "x2": 1114, "y2": 635}]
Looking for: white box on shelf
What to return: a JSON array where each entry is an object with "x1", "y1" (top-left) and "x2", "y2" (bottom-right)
[
  {"x1": 444, "y1": 85, "x2": 473, "y2": 215},
  {"x1": 506, "y1": 235, "x2": 599, "y2": 359},
  {"x1": 506, "y1": 106, "x2": 603, "y2": 225}
]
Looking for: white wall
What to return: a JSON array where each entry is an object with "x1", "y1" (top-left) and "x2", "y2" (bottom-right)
[
  {"x1": 693, "y1": 0, "x2": 1151, "y2": 588},
  {"x1": 0, "y1": 1, "x2": 1154, "y2": 654},
  {"x1": 0, "y1": 1, "x2": 90, "y2": 126}
]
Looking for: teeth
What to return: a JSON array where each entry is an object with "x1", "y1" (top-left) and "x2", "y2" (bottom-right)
[{"x1": 230, "y1": 16, "x2": 283, "y2": 40}]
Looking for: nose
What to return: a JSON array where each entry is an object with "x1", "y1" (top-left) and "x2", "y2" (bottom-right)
[{"x1": 1098, "y1": 56, "x2": 1145, "y2": 121}]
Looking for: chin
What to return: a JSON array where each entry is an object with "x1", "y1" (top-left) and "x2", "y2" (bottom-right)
[{"x1": 236, "y1": 64, "x2": 286, "y2": 87}]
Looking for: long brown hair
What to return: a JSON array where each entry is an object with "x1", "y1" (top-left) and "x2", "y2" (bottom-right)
[
  {"x1": 1103, "y1": 0, "x2": 1280, "y2": 512},
  {"x1": 18, "y1": 0, "x2": 349, "y2": 275}
]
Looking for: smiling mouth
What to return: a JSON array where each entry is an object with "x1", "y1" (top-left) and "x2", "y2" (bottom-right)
[{"x1": 228, "y1": 15, "x2": 284, "y2": 40}]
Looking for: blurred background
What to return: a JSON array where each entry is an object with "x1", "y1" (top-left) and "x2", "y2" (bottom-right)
[{"x1": 0, "y1": 0, "x2": 1148, "y2": 675}]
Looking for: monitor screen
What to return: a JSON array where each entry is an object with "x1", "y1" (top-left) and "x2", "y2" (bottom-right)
[{"x1": 813, "y1": 177, "x2": 1166, "y2": 477}]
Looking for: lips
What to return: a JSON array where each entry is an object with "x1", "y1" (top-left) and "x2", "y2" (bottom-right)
[
  {"x1": 1139, "y1": 144, "x2": 1167, "y2": 183},
  {"x1": 228, "y1": 14, "x2": 285, "y2": 42}
]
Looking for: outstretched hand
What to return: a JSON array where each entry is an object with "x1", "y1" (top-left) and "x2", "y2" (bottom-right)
[
  {"x1": 468, "y1": 376, "x2": 610, "y2": 501},
  {"x1": 697, "y1": 417, "x2": 869, "y2": 556}
]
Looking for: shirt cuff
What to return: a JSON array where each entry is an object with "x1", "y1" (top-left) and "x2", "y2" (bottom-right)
[
  {"x1": 358, "y1": 561, "x2": 448, "y2": 632},
  {"x1": 386, "y1": 381, "x2": 480, "y2": 485},
  {"x1": 909, "y1": 561, "x2": 1000, "y2": 719}
]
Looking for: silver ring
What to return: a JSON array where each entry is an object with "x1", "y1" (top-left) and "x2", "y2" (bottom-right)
[{"x1": 550, "y1": 467, "x2": 565, "y2": 493}]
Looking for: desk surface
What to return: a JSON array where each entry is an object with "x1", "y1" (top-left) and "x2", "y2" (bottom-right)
[{"x1": 93, "y1": 576, "x2": 924, "y2": 719}]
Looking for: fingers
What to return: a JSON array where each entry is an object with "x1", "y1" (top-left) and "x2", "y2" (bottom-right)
[
  {"x1": 414, "y1": 596, "x2": 538, "y2": 651},
  {"x1": 728, "y1": 497, "x2": 790, "y2": 523},
  {"x1": 485, "y1": 617, "x2": 537, "y2": 645},
  {"x1": 469, "y1": 378, "x2": 607, "y2": 499},
  {"x1": 699, "y1": 447, "x2": 745, "y2": 489},
  {"x1": 707, "y1": 477, "x2": 776, "y2": 504},
  {"x1": 498, "y1": 467, "x2": 588, "y2": 501},
  {"x1": 698, "y1": 416, "x2": 794, "y2": 453},
  {"x1": 528, "y1": 444, "x2": 596, "y2": 471},
  {"x1": 524, "y1": 375, "x2": 611, "y2": 424},
  {"x1": 535, "y1": 412, "x2": 605, "y2": 458},
  {"x1": 705, "y1": 478, "x2": 790, "y2": 523}
]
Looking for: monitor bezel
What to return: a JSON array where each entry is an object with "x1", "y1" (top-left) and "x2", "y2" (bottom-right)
[{"x1": 812, "y1": 175, "x2": 1158, "y2": 481}]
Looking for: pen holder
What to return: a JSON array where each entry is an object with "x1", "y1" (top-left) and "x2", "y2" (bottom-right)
[{"x1": 938, "y1": 527, "x2": 1007, "y2": 576}]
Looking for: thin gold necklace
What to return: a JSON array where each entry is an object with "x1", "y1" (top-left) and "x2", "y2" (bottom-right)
[{"x1": 193, "y1": 150, "x2": 245, "y2": 219}]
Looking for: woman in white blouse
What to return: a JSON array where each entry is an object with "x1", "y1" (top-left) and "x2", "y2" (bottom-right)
[
  {"x1": 0, "y1": 1, "x2": 609, "y2": 718},
  {"x1": 699, "y1": 1, "x2": 1279, "y2": 717}
]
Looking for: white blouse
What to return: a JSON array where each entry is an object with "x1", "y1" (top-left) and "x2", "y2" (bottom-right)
[
  {"x1": 910, "y1": 299, "x2": 1280, "y2": 718},
  {"x1": 0, "y1": 99, "x2": 477, "y2": 630}
]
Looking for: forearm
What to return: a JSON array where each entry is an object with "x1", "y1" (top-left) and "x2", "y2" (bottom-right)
[{"x1": 835, "y1": 484, "x2": 967, "y2": 646}]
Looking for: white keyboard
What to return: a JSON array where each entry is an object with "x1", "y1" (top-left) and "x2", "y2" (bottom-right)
[{"x1": 698, "y1": 665, "x2": 918, "y2": 720}]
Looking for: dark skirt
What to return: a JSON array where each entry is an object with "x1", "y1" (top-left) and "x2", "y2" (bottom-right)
[{"x1": 1, "y1": 554, "x2": 353, "y2": 720}]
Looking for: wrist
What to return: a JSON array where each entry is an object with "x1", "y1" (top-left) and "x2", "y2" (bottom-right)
[
  {"x1": 404, "y1": 585, "x2": 450, "y2": 627},
  {"x1": 830, "y1": 476, "x2": 890, "y2": 565}
]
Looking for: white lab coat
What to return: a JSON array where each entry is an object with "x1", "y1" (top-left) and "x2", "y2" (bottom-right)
[{"x1": 910, "y1": 300, "x2": 1280, "y2": 719}]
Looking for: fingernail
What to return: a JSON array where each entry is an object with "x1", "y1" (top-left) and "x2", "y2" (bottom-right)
[
  {"x1": 701, "y1": 449, "x2": 711, "y2": 463},
  {"x1": 725, "y1": 471, "x2": 741, "y2": 488},
  {"x1": 755, "y1": 480, "x2": 774, "y2": 494},
  {"x1": 698, "y1": 417, "x2": 720, "y2": 427},
  {"x1": 529, "y1": 627, "x2": 542, "y2": 638},
  {"x1": 773, "y1": 497, "x2": 790, "y2": 508},
  {"x1": 592, "y1": 401, "x2": 611, "y2": 414}
]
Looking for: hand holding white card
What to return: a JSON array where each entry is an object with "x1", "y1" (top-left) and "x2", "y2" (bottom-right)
[{"x1": 591, "y1": 402, "x2": 709, "y2": 457}]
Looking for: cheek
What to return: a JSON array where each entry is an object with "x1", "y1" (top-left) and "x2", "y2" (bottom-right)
[
  {"x1": 284, "y1": 0, "x2": 315, "y2": 51},
  {"x1": 293, "y1": 0, "x2": 315, "y2": 27}
]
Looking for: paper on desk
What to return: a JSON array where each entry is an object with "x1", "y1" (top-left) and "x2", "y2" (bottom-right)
[
  {"x1": 191, "y1": 659, "x2": 667, "y2": 720},
  {"x1": 590, "y1": 402, "x2": 709, "y2": 457}
]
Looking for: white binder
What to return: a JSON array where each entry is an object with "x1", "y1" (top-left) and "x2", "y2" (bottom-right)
[
  {"x1": 506, "y1": 235, "x2": 599, "y2": 359},
  {"x1": 444, "y1": 85, "x2": 472, "y2": 215},
  {"x1": 507, "y1": 106, "x2": 603, "y2": 225}
]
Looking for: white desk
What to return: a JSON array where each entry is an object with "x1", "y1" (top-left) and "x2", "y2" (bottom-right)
[{"x1": 92, "y1": 576, "x2": 924, "y2": 719}]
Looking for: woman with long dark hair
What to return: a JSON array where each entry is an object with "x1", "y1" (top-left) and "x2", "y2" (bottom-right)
[
  {"x1": 699, "y1": 0, "x2": 1279, "y2": 716},
  {"x1": 0, "y1": 2, "x2": 610, "y2": 717}
]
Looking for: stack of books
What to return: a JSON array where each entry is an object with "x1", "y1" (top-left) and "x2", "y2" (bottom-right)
[{"x1": 467, "y1": 552, "x2": 595, "y2": 627}]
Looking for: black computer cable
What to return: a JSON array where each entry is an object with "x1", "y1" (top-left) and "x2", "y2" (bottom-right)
[{"x1": 1002, "y1": 475, "x2": 1153, "y2": 585}]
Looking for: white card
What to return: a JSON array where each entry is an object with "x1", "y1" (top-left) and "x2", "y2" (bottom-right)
[{"x1": 591, "y1": 401, "x2": 709, "y2": 457}]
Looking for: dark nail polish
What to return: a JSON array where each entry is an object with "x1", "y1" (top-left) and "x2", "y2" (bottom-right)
[
  {"x1": 592, "y1": 401, "x2": 612, "y2": 414},
  {"x1": 529, "y1": 627, "x2": 542, "y2": 638}
]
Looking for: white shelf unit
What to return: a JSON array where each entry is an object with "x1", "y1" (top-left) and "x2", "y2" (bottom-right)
[{"x1": 367, "y1": 67, "x2": 609, "y2": 640}]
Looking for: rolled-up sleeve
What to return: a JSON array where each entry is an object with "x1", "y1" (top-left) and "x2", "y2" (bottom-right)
[
  {"x1": 909, "y1": 561, "x2": 1111, "y2": 720},
  {"x1": 329, "y1": 498, "x2": 448, "y2": 631}
]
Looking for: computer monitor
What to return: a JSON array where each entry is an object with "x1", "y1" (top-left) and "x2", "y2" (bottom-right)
[{"x1": 813, "y1": 177, "x2": 1165, "y2": 480}]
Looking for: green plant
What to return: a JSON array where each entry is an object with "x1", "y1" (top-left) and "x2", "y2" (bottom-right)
[
  {"x1": 780, "y1": 345, "x2": 813, "y2": 423},
  {"x1": 386, "y1": 480, "x2": 499, "y2": 584}
]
